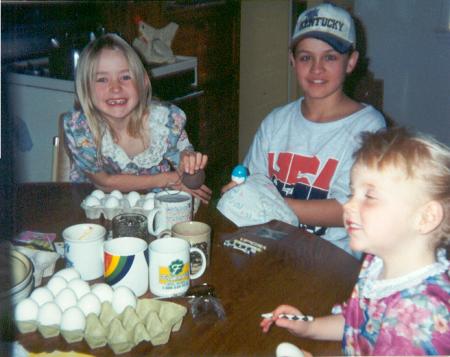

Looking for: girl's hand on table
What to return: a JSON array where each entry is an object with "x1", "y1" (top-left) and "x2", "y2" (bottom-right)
[
  {"x1": 181, "y1": 182, "x2": 212, "y2": 205},
  {"x1": 167, "y1": 171, "x2": 212, "y2": 204},
  {"x1": 260, "y1": 305, "x2": 311, "y2": 337}
]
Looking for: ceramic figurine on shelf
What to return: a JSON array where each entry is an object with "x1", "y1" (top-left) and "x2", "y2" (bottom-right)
[
  {"x1": 132, "y1": 16, "x2": 179, "y2": 64},
  {"x1": 231, "y1": 165, "x2": 248, "y2": 184}
]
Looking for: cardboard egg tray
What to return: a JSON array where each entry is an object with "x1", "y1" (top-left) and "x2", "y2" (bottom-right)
[
  {"x1": 16, "y1": 298, "x2": 187, "y2": 355},
  {"x1": 81, "y1": 193, "x2": 155, "y2": 220},
  {"x1": 81, "y1": 192, "x2": 201, "y2": 220}
]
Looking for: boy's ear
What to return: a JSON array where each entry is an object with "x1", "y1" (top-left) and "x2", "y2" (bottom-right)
[
  {"x1": 416, "y1": 200, "x2": 444, "y2": 235},
  {"x1": 346, "y1": 50, "x2": 359, "y2": 74},
  {"x1": 289, "y1": 52, "x2": 295, "y2": 67}
]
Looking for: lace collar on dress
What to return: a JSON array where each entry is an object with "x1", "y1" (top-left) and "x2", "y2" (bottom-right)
[
  {"x1": 361, "y1": 249, "x2": 449, "y2": 299},
  {"x1": 100, "y1": 105, "x2": 171, "y2": 170}
]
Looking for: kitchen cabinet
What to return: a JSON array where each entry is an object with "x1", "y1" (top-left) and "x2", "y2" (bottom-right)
[{"x1": 100, "y1": 1, "x2": 240, "y2": 198}]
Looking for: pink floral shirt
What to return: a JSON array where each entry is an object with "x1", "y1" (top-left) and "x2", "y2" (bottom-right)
[{"x1": 333, "y1": 252, "x2": 450, "y2": 355}]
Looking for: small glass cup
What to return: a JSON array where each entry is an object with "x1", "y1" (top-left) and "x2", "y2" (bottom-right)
[{"x1": 112, "y1": 213, "x2": 148, "y2": 240}]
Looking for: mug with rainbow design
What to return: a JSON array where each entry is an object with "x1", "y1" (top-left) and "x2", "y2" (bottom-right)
[{"x1": 103, "y1": 237, "x2": 149, "y2": 297}]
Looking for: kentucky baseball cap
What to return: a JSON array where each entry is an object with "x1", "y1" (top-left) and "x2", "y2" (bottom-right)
[{"x1": 291, "y1": 3, "x2": 356, "y2": 54}]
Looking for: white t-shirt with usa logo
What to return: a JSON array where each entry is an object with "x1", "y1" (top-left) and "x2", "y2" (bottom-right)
[{"x1": 244, "y1": 97, "x2": 386, "y2": 257}]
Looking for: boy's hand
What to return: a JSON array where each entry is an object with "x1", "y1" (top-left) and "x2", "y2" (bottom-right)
[
  {"x1": 260, "y1": 305, "x2": 311, "y2": 337},
  {"x1": 221, "y1": 181, "x2": 238, "y2": 195}
]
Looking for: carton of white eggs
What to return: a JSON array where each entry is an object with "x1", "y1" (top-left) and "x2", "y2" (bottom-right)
[
  {"x1": 14, "y1": 267, "x2": 188, "y2": 354},
  {"x1": 81, "y1": 189, "x2": 156, "y2": 220}
]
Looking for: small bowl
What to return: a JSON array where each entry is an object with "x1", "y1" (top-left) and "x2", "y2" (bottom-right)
[{"x1": 0, "y1": 250, "x2": 34, "y2": 305}]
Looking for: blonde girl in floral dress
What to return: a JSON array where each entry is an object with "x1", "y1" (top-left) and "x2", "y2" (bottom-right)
[{"x1": 64, "y1": 33, "x2": 211, "y2": 203}]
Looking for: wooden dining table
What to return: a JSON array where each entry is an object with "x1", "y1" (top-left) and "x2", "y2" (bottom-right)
[{"x1": 9, "y1": 183, "x2": 361, "y2": 356}]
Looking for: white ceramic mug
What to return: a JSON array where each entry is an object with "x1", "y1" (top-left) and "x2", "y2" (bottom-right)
[
  {"x1": 62, "y1": 224, "x2": 106, "y2": 281},
  {"x1": 103, "y1": 237, "x2": 149, "y2": 297},
  {"x1": 147, "y1": 190, "x2": 192, "y2": 236},
  {"x1": 149, "y1": 237, "x2": 206, "y2": 298},
  {"x1": 158, "y1": 221, "x2": 211, "y2": 273}
]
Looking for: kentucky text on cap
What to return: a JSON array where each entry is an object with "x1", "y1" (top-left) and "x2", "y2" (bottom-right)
[
  {"x1": 291, "y1": 3, "x2": 356, "y2": 54},
  {"x1": 299, "y1": 12, "x2": 345, "y2": 32}
]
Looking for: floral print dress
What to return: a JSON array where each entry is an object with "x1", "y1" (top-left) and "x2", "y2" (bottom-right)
[
  {"x1": 63, "y1": 101, "x2": 193, "y2": 184},
  {"x1": 332, "y1": 250, "x2": 450, "y2": 355}
]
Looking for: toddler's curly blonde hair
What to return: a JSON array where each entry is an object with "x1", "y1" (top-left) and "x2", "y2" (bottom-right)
[{"x1": 354, "y1": 127, "x2": 450, "y2": 253}]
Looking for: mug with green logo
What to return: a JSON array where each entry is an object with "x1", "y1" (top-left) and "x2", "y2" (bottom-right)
[{"x1": 148, "y1": 237, "x2": 206, "y2": 298}]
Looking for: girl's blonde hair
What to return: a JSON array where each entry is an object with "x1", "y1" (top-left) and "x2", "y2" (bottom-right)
[
  {"x1": 354, "y1": 127, "x2": 450, "y2": 252},
  {"x1": 75, "y1": 33, "x2": 151, "y2": 150}
]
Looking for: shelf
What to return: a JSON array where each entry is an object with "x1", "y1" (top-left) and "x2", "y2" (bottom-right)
[{"x1": 148, "y1": 56, "x2": 198, "y2": 85}]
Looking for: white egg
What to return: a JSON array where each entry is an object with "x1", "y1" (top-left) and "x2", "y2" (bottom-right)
[
  {"x1": 91, "y1": 283, "x2": 114, "y2": 303},
  {"x1": 60, "y1": 306, "x2": 86, "y2": 331},
  {"x1": 37, "y1": 302, "x2": 62, "y2": 326},
  {"x1": 84, "y1": 195, "x2": 101, "y2": 207},
  {"x1": 91, "y1": 189, "x2": 105, "y2": 200},
  {"x1": 15, "y1": 298, "x2": 39, "y2": 322},
  {"x1": 127, "y1": 191, "x2": 140, "y2": 207},
  {"x1": 145, "y1": 192, "x2": 155, "y2": 200},
  {"x1": 112, "y1": 286, "x2": 137, "y2": 314},
  {"x1": 142, "y1": 198, "x2": 155, "y2": 210},
  {"x1": 104, "y1": 196, "x2": 120, "y2": 208},
  {"x1": 30, "y1": 287, "x2": 54, "y2": 306},
  {"x1": 67, "y1": 278, "x2": 90, "y2": 299},
  {"x1": 276, "y1": 342, "x2": 304, "y2": 357},
  {"x1": 110, "y1": 190, "x2": 123, "y2": 199},
  {"x1": 55, "y1": 287, "x2": 78, "y2": 312},
  {"x1": 77, "y1": 292, "x2": 101, "y2": 317},
  {"x1": 46, "y1": 276, "x2": 67, "y2": 296},
  {"x1": 54, "y1": 267, "x2": 81, "y2": 282}
]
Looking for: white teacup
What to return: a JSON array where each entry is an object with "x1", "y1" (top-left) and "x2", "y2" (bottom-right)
[
  {"x1": 103, "y1": 237, "x2": 149, "y2": 297},
  {"x1": 147, "y1": 190, "x2": 192, "y2": 236},
  {"x1": 62, "y1": 223, "x2": 106, "y2": 281},
  {"x1": 149, "y1": 237, "x2": 206, "y2": 298}
]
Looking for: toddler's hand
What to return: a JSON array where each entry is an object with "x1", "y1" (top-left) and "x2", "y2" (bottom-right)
[{"x1": 260, "y1": 305, "x2": 310, "y2": 337}]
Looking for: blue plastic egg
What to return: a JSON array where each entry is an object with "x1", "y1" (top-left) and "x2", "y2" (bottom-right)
[{"x1": 231, "y1": 165, "x2": 248, "y2": 184}]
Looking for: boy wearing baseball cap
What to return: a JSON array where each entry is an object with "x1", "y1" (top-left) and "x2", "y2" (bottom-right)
[{"x1": 223, "y1": 3, "x2": 386, "y2": 258}]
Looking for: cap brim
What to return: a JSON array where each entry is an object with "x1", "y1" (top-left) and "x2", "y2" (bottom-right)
[{"x1": 291, "y1": 32, "x2": 353, "y2": 54}]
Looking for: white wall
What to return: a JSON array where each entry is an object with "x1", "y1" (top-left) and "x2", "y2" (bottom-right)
[{"x1": 354, "y1": 0, "x2": 450, "y2": 145}]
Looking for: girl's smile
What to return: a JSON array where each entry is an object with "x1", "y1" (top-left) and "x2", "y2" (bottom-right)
[
  {"x1": 106, "y1": 98, "x2": 127, "y2": 105},
  {"x1": 344, "y1": 219, "x2": 362, "y2": 234}
]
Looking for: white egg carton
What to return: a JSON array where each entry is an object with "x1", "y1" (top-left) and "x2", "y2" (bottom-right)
[
  {"x1": 81, "y1": 189, "x2": 156, "y2": 220},
  {"x1": 14, "y1": 268, "x2": 187, "y2": 354}
]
